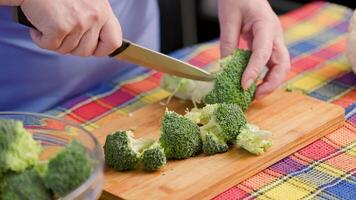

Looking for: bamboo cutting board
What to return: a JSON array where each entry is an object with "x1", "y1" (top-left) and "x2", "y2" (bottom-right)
[{"x1": 94, "y1": 90, "x2": 344, "y2": 200}]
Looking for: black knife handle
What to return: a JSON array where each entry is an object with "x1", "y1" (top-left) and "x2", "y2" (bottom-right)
[{"x1": 15, "y1": 7, "x2": 36, "y2": 29}]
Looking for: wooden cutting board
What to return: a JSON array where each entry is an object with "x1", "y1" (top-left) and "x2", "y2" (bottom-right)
[{"x1": 94, "y1": 90, "x2": 344, "y2": 200}]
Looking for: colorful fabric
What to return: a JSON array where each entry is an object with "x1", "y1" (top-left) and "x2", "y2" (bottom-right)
[{"x1": 46, "y1": 2, "x2": 356, "y2": 199}]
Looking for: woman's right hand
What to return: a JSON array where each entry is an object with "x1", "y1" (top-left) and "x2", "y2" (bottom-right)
[{"x1": 20, "y1": 0, "x2": 122, "y2": 57}]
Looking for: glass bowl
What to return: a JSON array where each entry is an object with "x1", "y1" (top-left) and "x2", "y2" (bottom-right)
[{"x1": 0, "y1": 112, "x2": 104, "y2": 200}]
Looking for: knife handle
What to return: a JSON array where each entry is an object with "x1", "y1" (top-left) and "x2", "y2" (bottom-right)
[{"x1": 14, "y1": 6, "x2": 128, "y2": 57}]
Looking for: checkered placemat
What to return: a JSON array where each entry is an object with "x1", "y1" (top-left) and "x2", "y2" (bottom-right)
[{"x1": 47, "y1": 2, "x2": 355, "y2": 199}]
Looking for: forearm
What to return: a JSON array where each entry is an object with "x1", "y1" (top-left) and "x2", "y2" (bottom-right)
[{"x1": 0, "y1": 0, "x2": 23, "y2": 6}]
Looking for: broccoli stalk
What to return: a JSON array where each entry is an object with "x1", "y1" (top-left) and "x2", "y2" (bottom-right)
[
  {"x1": 235, "y1": 124, "x2": 272, "y2": 155},
  {"x1": 161, "y1": 49, "x2": 256, "y2": 111},
  {"x1": 0, "y1": 169, "x2": 53, "y2": 200},
  {"x1": 159, "y1": 110, "x2": 202, "y2": 159},
  {"x1": 0, "y1": 119, "x2": 41, "y2": 176},
  {"x1": 44, "y1": 140, "x2": 92, "y2": 197}
]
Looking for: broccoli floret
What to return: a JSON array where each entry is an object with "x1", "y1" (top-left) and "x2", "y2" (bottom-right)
[
  {"x1": 142, "y1": 143, "x2": 167, "y2": 171},
  {"x1": 44, "y1": 140, "x2": 92, "y2": 197},
  {"x1": 159, "y1": 110, "x2": 202, "y2": 159},
  {"x1": 204, "y1": 49, "x2": 256, "y2": 111},
  {"x1": 161, "y1": 49, "x2": 256, "y2": 110},
  {"x1": 186, "y1": 104, "x2": 247, "y2": 143},
  {"x1": 0, "y1": 169, "x2": 53, "y2": 200},
  {"x1": 200, "y1": 129, "x2": 229, "y2": 156},
  {"x1": 0, "y1": 119, "x2": 41, "y2": 175},
  {"x1": 104, "y1": 131, "x2": 154, "y2": 171},
  {"x1": 235, "y1": 124, "x2": 272, "y2": 155}
]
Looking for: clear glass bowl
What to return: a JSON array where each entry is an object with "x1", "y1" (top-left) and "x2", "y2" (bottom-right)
[{"x1": 0, "y1": 112, "x2": 104, "y2": 200}]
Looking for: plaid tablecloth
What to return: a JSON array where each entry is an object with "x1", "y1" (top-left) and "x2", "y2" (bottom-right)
[{"x1": 47, "y1": 2, "x2": 356, "y2": 199}]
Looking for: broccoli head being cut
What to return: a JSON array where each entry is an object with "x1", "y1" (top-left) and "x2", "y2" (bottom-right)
[
  {"x1": 161, "y1": 49, "x2": 256, "y2": 110},
  {"x1": 104, "y1": 131, "x2": 155, "y2": 171},
  {"x1": 142, "y1": 142, "x2": 167, "y2": 171},
  {"x1": 0, "y1": 168, "x2": 52, "y2": 200},
  {"x1": 159, "y1": 110, "x2": 202, "y2": 159},
  {"x1": 0, "y1": 119, "x2": 41, "y2": 176},
  {"x1": 44, "y1": 140, "x2": 92, "y2": 197},
  {"x1": 235, "y1": 124, "x2": 272, "y2": 155}
]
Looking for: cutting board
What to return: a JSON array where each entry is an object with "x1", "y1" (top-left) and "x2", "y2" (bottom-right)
[{"x1": 94, "y1": 90, "x2": 344, "y2": 200}]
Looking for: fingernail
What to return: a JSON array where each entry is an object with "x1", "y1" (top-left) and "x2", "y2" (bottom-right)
[{"x1": 243, "y1": 79, "x2": 253, "y2": 90}]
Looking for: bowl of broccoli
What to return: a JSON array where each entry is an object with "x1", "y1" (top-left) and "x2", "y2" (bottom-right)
[{"x1": 0, "y1": 112, "x2": 104, "y2": 200}]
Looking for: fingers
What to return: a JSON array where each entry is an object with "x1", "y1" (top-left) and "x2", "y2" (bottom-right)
[
  {"x1": 219, "y1": 19, "x2": 242, "y2": 58},
  {"x1": 93, "y1": 14, "x2": 122, "y2": 57},
  {"x1": 218, "y1": 1, "x2": 242, "y2": 58},
  {"x1": 242, "y1": 21, "x2": 273, "y2": 90},
  {"x1": 29, "y1": 27, "x2": 67, "y2": 50},
  {"x1": 255, "y1": 40, "x2": 291, "y2": 98},
  {"x1": 56, "y1": 27, "x2": 86, "y2": 54},
  {"x1": 71, "y1": 27, "x2": 101, "y2": 57}
]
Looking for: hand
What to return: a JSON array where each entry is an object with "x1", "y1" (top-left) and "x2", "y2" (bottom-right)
[
  {"x1": 218, "y1": 0, "x2": 291, "y2": 98},
  {"x1": 20, "y1": 0, "x2": 122, "y2": 57}
]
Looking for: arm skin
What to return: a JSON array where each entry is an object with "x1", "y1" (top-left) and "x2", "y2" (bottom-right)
[
  {"x1": 218, "y1": 0, "x2": 291, "y2": 98},
  {"x1": 1, "y1": 0, "x2": 122, "y2": 57}
]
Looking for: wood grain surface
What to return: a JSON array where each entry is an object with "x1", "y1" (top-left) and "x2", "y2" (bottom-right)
[{"x1": 94, "y1": 90, "x2": 344, "y2": 200}]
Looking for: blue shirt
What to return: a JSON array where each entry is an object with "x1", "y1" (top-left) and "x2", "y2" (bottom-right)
[{"x1": 0, "y1": 0, "x2": 159, "y2": 112}]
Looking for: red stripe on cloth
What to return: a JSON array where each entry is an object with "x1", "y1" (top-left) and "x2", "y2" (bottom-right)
[
  {"x1": 187, "y1": 46, "x2": 220, "y2": 67},
  {"x1": 280, "y1": 1, "x2": 325, "y2": 29},
  {"x1": 292, "y1": 55, "x2": 323, "y2": 73},
  {"x1": 100, "y1": 90, "x2": 135, "y2": 108},
  {"x1": 298, "y1": 139, "x2": 338, "y2": 161},
  {"x1": 71, "y1": 101, "x2": 111, "y2": 121},
  {"x1": 332, "y1": 89, "x2": 356, "y2": 108},
  {"x1": 121, "y1": 75, "x2": 161, "y2": 94},
  {"x1": 213, "y1": 186, "x2": 251, "y2": 200}
]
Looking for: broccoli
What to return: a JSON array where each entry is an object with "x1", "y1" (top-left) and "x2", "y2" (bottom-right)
[
  {"x1": 161, "y1": 49, "x2": 256, "y2": 111},
  {"x1": 204, "y1": 49, "x2": 256, "y2": 111},
  {"x1": 187, "y1": 104, "x2": 247, "y2": 142},
  {"x1": 235, "y1": 124, "x2": 272, "y2": 155},
  {"x1": 44, "y1": 140, "x2": 92, "y2": 197},
  {"x1": 200, "y1": 129, "x2": 229, "y2": 156},
  {"x1": 0, "y1": 119, "x2": 41, "y2": 175},
  {"x1": 142, "y1": 142, "x2": 167, "y2": 171},
  {"x1": 104, "y1": 131, "x2": 155, "y2": 171},
  {"x1": 0, "y1": 169, "x2": 53, "y2": 200},
  {"x1": 159, "y1": 110, "x2": 202, "y2": 159}
]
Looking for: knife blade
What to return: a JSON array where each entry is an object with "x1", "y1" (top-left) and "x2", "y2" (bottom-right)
[{"x1": 14, "y1": 7, "x2": 214, "y2": 81}]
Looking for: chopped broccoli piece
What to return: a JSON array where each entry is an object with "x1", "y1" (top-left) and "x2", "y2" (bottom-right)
[
  {"x1": 104, "y1": 131, "x2": 154, "y2": 171},
  {"x1": 235, "y1": 124, "x2": 272, "y2": 155},
  {"x1": 204, "y1": 49, "x2": 256, "y2": 111},
  {"x1": 0, "y1": 169, "x2": 53, "y2": 200},
  {"x1": 142, "y1": 143, "x2": 167, "y2": 171},
  {"x1": 0, "y1": 119, "x2": 41, "y2": 175},
  {"x1": 161, "y1": 49, "x2": 256, "y2": 110},
  {"x1": 186, "y1": 104, "x2": 247, "y2": 143},
  {"x1": 185, "y1": 103, "x2": 246, "y2": 155},
  {"x1": 200, "y1": 129, "x2": 229, "y2": 156},
  {"x1": 44, "y1": 140, "x2": 92, "y2": 197},
  {"x1": 159, "y1": 110, "x2": 202, "y2": 159}
]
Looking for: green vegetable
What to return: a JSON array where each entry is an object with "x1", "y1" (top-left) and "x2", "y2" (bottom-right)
[
  {"x1": 204, "y1": 49, "x2": 256, "y2": 111},
  {"x1": 104, "y1": 131, "x2": 154, "y2": 171},
  {"x1": 161, "y1": 49, "x2": 256, "y2": 111},
  {"x1": 0, "y1": 169, "x2": 52, "y2": 200},
  {"x1": 0, "y1": 119, "x2": 41, "y2": 175},
  {"x1": 142, "y1": 143, "x2": 167, "y2": 171},
  {"x1": 186, "y1": 104, "x2": 246, "y2": 155},
  {"x1": 159, "y1": 110, "x2": 202, "y2": 159},
  {"x1": 235, "y1": 124, "x2": 272, "y2": 155},
  {"x1": 44, "y1": 140, "x2": 92, "y2": 197}
]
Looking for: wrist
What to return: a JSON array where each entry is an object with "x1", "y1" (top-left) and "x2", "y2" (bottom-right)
[{"x1": 0, "y1": 0, "x2": 24, "y2": 6}]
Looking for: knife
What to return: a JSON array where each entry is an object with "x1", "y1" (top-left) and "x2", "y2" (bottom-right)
[{"x1": 13, "y1": 7, "x2": 214, "y2": 81}]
